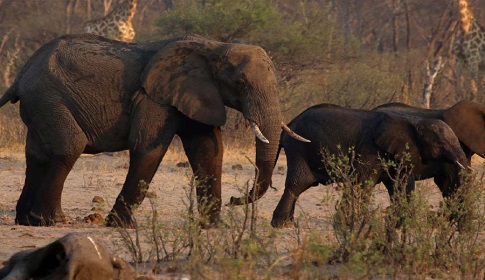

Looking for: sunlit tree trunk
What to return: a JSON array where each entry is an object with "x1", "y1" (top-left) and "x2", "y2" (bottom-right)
[{"x1": 104, "y1": 0, "x2": 114, "y2": 15}]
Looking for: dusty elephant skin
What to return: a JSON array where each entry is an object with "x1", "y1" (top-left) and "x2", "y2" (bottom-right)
[
  {"x1": 0, "y1": 233, "x2": 135, "y2": 279},
  {"x1": 373, "y1": 100, "x2": 485, "y2": 162},
  {"x1": 0, "y1": 33, "x2": 288, "y2": 228},
  {"x1": 270, "y1": 104, "x2": 468, "y2": 228}
]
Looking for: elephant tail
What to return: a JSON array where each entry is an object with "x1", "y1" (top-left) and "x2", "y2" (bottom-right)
[
  {"x1": 0, "y1": 84, "x2": 20, "y2": 108},
  {"x1": 228, "y1": 143, "x2": 283, "y2": 206}
]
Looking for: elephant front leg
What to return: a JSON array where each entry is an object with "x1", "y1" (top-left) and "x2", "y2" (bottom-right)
[
  {"x1": 179, "y1": 124, "x2": 223, "y2": 228},
  {"x1": 271, "y1": 188, "x2": 299, "y2": 228},
  {"x1": 106, "y1": 147, "x2": 168, "y2": 228},
  {"x1": 271, "y1": 165, "x2": 317, "y2": 228}
]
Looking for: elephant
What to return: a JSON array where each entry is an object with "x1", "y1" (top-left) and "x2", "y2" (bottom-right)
[
  {"x1": 0, "y1": 33, "x2": 307, "y2": 227},
  {"x1": 0, "y1": 233, "x2": 135, "y2": 279},
  {"x1": 266, "y1": 104, "x2": 467, "y2": 228},
  {"x1": 373, "y1": 100, "x2": 485, "y2": 162}
]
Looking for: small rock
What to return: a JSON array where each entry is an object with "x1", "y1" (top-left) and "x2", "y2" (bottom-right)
[
  {"x1": 91, "y1": 206, "x2": 103, "y2": 212},
  {"x1": 277, "y1": 166, "x2": 285, "y2": 174},
  {"x1": 231, "y1": 164, "x2": 243, "y2": 170},
  {"x1": 176, "y1": 161, "x2": 190, "y2": 168},
  {"x1": 84, "y1": 213, "x2": 104, "y2": 225},
  {"x1": 92, "y1": 196, "x2": 105, "y2": 203}
]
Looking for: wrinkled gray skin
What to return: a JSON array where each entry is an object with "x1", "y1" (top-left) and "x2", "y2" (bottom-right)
[
  {"x1": 271, "y1": 104, "x2": 468, "y2": 228},
  {"x1": 0, "y1": 34, "x2": 284, "y2": 227},
  {"x1": 374, "y1": 100, "x2": 485, "y2": 162},
  {"x1": 0, "y1": 233, "x2": 135, "y2": 280}
]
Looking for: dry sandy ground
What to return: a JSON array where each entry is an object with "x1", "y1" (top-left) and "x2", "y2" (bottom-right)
[{"x1": 0, "y1": 144, "x2": 474, "y2": 278}]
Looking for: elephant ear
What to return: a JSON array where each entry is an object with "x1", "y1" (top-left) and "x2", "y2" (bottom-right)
[
  {"x1": 373, "y1": 114, "x2": 424, "y2": 165},
  {"x1": 141, "y1": 40, "x2": 226, "y2": 126},
  {"x1": 443, "y1": 101, "x2": 485, "y2": 156}
]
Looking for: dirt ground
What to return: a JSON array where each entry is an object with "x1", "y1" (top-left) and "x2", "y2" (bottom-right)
[{"x1": 0, "y1": 144, "x2": 474, "y2": 278}]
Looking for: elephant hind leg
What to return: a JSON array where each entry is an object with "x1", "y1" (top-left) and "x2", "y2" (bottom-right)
[
  {"x1": 16, "y1": 129, "x2": 46, "y2": 224},
  {"x1": 271, "y1": 162, "x2": 319, "y2": 228},
  {"x1": 26, "y1": 144, "x2": 86, "y2": 226},
  {"x1": 18, "y1": 109, "x2": 88, "y2": 226}
]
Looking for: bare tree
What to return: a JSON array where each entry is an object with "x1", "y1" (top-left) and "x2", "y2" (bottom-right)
[
  {"x1": 423, "y1": 56, "x2": 446, "y2": 108},
  {"x1": 104, "y1": 0, "x2": 115, "y2": 15}
]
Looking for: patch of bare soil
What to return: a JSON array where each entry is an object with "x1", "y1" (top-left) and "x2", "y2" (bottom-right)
[{"x1": 0, "y1": 147, "x2": 474, "y2": 278}]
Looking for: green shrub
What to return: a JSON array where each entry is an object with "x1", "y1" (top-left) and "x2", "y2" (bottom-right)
[
  {"x1": 323, "y1": 148, "x2": 485, "y2": 278},
  {"x1": 156, "y1": 0, "x2": 280, "y2": 42}
]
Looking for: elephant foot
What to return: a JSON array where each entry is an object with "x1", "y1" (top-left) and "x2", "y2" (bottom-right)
[
  {"x1": 105, "y1": 212, "x2": 135, "y2": 228},
  {"x1": 270, "y1": 217, "x2": 297, "y2": 228},
  {"x1": 15, "y1": 211, "x2": 56, "y2": 226},
  {"x1": 16, "y1": 206, "x2": 70, "y2": 226}
]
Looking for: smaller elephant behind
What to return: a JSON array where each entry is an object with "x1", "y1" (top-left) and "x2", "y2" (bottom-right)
[
  {"x1": 373, "y1": 100, "x2": 485, "y2": 162},
  {"x1": 271, "y1": 104, "x2": 467, "y2": 228}
]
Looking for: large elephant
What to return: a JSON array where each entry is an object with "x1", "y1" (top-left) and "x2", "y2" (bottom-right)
[
  {"x1": 0, "y1": 33, "x2": 305, "y2": 227},
  {"x1": 373, "y1": 100, "x2": 485, "y2": 162},
  {"x1": 269, "y1": 104, "x2": 467, "y2": 228}
]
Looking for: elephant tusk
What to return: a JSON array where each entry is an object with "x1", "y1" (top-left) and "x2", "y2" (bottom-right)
[
  {"x1": 281, "y1": 122, "x2": 311, "y2": 143},
  {"x1": 455, "y1": 160, "x2": 465, "y2": 170},
  {"x1": 87, "y1": 236, "x2": 102, "y2": 260},
  {"x1": 250, "y1": 121, "x2": 269, "y2": 143}
]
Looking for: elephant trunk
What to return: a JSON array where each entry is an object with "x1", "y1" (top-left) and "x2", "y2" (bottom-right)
[{"x1": 229, "y1": 92, "x2": 282, "y2": 205}]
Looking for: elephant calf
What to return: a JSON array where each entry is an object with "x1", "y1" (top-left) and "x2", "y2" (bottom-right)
[{"x1": 271, "y1": 104, "x2": 467, "y2": 228}]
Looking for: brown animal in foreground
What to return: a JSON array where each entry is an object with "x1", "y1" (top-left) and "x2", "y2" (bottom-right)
[{"x1": 0, "y1": 233, "x2": 135, "y2": 279}]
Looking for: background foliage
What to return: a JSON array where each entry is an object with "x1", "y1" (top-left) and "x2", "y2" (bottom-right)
[{"x1": 0, "y1": 0, "x2": 484, "y2": 147}]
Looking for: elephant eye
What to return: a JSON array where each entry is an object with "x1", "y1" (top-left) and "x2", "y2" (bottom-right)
[{"x1": 236, "y1": 79, "x2": 247, "y2": 88}]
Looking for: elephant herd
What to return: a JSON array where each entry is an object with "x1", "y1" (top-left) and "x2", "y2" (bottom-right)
[{"x1": 0, "y1": 34, "x2": 483, "y2": 229}]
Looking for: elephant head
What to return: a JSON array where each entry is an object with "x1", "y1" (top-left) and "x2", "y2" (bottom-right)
[
  {"x1": 141, "y1": 39, "x2": 301, "y2": 206},
  {"x1": 374, "y1": 116, "x2": 467, "y2": 167},
  {"x1": 373, "y1": 115, "x2": 468, "y2": 196},
  {"x1": 0, "y1": 233, "x2": 135, "y2": 279}
]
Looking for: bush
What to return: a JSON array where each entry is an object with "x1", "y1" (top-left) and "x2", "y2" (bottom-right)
[
  {"x1": 156, "y1": 0, "x2": 280, "y2": 43},
  {"x1": 324, "y1": 148, "x2": 485, "y2": 278},
  {"x1": 322, "y1": 52, "x2": 406, "y2": 109}
]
